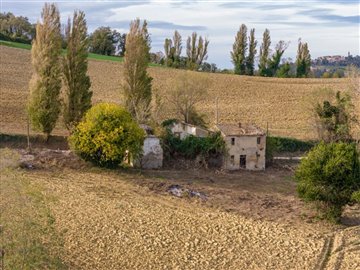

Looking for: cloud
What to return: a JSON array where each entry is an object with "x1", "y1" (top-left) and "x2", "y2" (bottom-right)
[
  {"x1": 1, "y1": 0, "x2": 150, "y2": 31},
  {"x1": 314, "y1": 14, "x2": 360, "y2": 24},
  {"x1": 1, "y1": 0, "x2": 359, "y2": 68},
  {"x1": 297, "y1": 7, "x2": 360, "y2": 25},
  {"x1": 314, "y1": 0, "x2": 359, "y2": 4},
  {"x1": 257, "y1": 4, "x2": 300, "y2": 10},
  {"x1": 219, "y1": 2, "x2": 259, "y2": 9},
  {"x1": 95, "y1": 19, "x2": 206, "y2": 31},
  {"x1": 149, "y1": 21, "x2": 206, "y2": 31}
]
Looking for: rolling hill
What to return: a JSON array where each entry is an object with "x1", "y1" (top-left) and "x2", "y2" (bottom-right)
[{"x1": 1, "y1": 44, "x2": 358, "y2": 140}]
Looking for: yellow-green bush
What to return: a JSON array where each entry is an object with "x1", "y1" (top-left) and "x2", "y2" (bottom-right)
[{"x1": 69, "y1": 103, "x2": 144, "y2": 167}]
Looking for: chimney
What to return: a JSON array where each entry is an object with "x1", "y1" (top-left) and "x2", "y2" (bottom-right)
[{"x1": 238, "y1": 122, "x2": 242, "y2": 128}]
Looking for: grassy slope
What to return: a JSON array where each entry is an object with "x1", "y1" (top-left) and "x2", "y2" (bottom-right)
[
  {"x1": 0, "y1": 40, "x2": 123, "y2": 62},
  {"x1": 0, "y1": 40, "x2": 164, "y2": 67},
  {"x1": 0, "y1": 149, "x2": 67, "y2": 269}
]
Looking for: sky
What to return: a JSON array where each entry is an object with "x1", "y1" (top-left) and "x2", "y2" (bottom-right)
[{"x1": 1, "y1": 0, "x2": 359, "y2": 68}]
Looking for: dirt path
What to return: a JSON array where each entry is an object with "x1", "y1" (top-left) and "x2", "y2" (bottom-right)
[{"x1": 27, "y1": 169, "x2": 331, "y2": 269}]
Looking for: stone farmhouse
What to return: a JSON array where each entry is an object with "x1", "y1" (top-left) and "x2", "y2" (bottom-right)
[
  {"x1": 166, "y1": 121, "x2": 267, "y2": 171},
  {"x1": 215, "y1": 123, "x2": 266, "y2": 171}
]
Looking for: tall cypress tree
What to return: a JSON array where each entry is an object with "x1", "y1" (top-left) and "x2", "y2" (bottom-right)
[
  {"x1": 296, "y1": 39, "x2": 311, "y2": 77},
  {"x1": 122, "y1": 18, "x2": 152, "y2": 123},
  {"x1": 231, "y1": 24, "x2": 248, "y2": 75},
  {"x1": 28, "y1": 3, "x2": 62, "y2": 140},
  {"x1": 245, "y1": 28, "x2": 257, "y2": 75},
  {"x1": 258, "y1": 28, "x2": 271, "y2": 76},
  {"x1": 63, "y1": 10, "x2": 92, "y2": 131}
]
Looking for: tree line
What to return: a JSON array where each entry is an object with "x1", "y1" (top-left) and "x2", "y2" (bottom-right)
[
  {"x1": 230, "y1": 24, "x2": 311, "y2": 77},
  {"x1": 27, "y1": 3, "x2": 154, "y2": 139},
  {"x1": 2, "y1": 12, "x2": 314, "y2": 76},
  {"x1": 159, "y1": 24, "x2": 311, "y2": 77},
  {"x1": 0, "y1": 12, "x2": 127, "y2": 55},
  {"x1": 162, "y1": 30, "x2": 211, "y2": 71},
  {"x1": 0, "y1": 12, "x2": 35, "y2": 43}
]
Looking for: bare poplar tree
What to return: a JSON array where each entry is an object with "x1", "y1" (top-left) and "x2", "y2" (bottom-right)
[
  {"x1": 258, "y1": 28, "x2": 271, "y2": 76},
  {"x1": 168, "y1": 71, "x2": 210, "y2": 124},
  {"x1": 186, "y1": 32, "x2": 209, "y2": 70},
  {"x1": 122, "y1": 18, "x2": 152, "y2": 122},
  {"x1": 164, "y1": 30, "x2": 182, "y2": 67},
  {"x1": 231, "y1": 24, "x2": 248, "y2": 75},
  {"x1": 245, "y1": 28, "x2": 257, "y2": 75},
  {"x1": 27, "y1": 3, "x2": 62, "y2": 140},
  {"x1": 173, "y1": 30, "x2": 182, "y2": 58},
  {"x1": 63, "y1": 10, "x2": 92, "y2": 131}
]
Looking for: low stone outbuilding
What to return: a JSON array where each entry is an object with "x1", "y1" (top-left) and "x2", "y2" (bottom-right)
[
  {"x1": 169, "y1": 121, "x2": 210, "y2": 139},
  {"x1": 139, "y1": 124, "x2": 163, "y2": 169},
  {"x1": 215, "y1": 123, "x2": 266, "y2": 171},
  {"x1": 141, "y1": 135, "x2": 163, "y2": 169}
]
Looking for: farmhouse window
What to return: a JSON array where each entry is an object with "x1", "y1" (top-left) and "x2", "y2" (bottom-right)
[
  {"x1": 257, "y1": 137, "x2": 261, "y2": 144},
  {"x1": 231, "y1": 138, "x2": 235, "y2": 145},
  {"x1": 240, "y1": 155, "x2": 246, "y2": 168},
  {"x1": 230, "y1": 155, "x2": 235, "y2": 165}
]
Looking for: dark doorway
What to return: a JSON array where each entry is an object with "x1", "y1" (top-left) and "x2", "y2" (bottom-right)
[{"x1": 240, "y1": 155, "x2": 246, "y2": 168}]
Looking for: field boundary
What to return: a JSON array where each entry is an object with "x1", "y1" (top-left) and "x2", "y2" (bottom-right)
[
  {"x1": 0, "y1": 133, "x2": 69, "y2": 150},
  {"x1": 0, "y1": 40, "x2": 166, "y2": 67}
]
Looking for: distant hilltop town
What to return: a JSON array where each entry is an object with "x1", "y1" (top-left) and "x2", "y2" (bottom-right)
[
  {"x1": 312, "y1": 53, "x2": 360, "y2": 67},
  {"x1": 316, "y1": 55, "x2": 345, "y2": 63}
]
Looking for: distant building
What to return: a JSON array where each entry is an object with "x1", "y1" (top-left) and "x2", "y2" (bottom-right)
[
  {"x1": 215, "y1": 123, "x2": 266, "y2": 171},
  {"x1": 169, "y1": 121, "x2": 210, "y2": 139}
]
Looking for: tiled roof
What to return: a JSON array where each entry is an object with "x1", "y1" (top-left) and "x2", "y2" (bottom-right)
[{"x1": 215, "y1": 123, "x2": 265, "y2": 136}]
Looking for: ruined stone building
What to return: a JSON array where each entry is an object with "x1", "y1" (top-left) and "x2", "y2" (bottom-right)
[
  {"x1": 139, "y1": 124, "x2": 163, "y2": 169},
  {"x1": 215, "y1": 123, "x2": 266, "y2": 170},
  {"x1": 169, "y1": 121, "x2": 210, "y2": 139}
]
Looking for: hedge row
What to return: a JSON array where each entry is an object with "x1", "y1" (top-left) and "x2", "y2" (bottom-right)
[{"x1": 268, "y1": 136, "x2": 316, "y2": 153}]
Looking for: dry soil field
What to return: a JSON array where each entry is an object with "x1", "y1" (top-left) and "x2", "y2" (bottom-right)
[
  {"x1": 1, "y1": 45, "x2": 359, "y2": 139},
  {"x1": 1, "y1": 149, "x2": 359, "y2": 269}
]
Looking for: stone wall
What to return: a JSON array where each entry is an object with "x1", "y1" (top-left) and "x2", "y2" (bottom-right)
[{"x1": 141, "y1": 136, "x2": 163, "y2": 169}]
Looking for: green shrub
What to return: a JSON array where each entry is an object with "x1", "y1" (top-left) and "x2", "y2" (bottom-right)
[
  {"x1": 270, "y1": 136, "x2": 315, "y2": 153},
  {"x1": 351, "y1": 190, "x2": 360, "y2": 203},
  {"x1": 265, "y1": 136, "x2": 315, "y2": 166},
  {"x1": 161, "y1": 118, "x2": 178, "y2": 128},
  {"x1": 162, "y1": 130, "x2": 226, "y2": 160},
  {"x1": 265, "y1": 136, "x2": 276, "y2": 165},
  {"x1": 295, "y1": 142, "x2": 360, "y2": 222},
  {"x1": 69, "y1": 103, "x2": 145, "y2": 167}
]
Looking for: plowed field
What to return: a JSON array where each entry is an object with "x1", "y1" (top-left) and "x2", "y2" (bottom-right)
[{"x1": 1, "y1": 45, "x2": 358, "y2": 139}]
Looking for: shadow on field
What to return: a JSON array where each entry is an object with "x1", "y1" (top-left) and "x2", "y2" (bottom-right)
[{"x1": 0, "y1": 133, "x2": 69, "y2": 150}]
